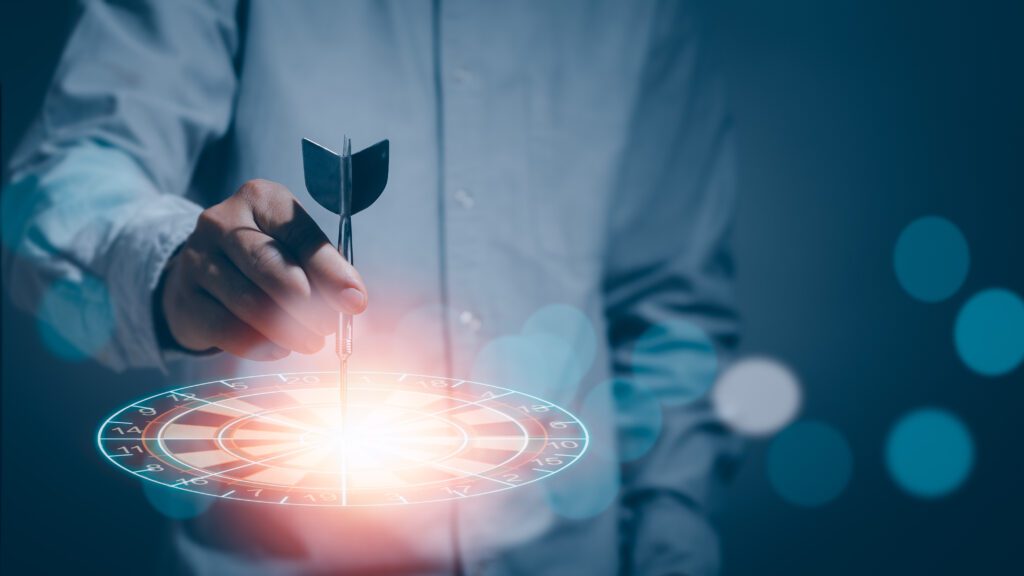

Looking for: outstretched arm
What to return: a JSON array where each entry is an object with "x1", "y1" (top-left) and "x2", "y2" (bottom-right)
[{"x1": 2, "y1": 0, "x2": 243, "y2": 370}]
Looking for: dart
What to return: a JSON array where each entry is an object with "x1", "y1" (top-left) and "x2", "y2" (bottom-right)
[{"x1": 301, "y1": 137, "x2": 390, "y2": 426}]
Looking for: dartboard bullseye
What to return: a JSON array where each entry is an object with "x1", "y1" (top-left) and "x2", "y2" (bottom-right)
[{"x1": 98, "y1": 372, "x2": 588, "y2": 506}]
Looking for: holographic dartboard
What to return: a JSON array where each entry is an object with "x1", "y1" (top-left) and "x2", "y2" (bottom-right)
[{"x1": 98, "y1": 371, "x2": 588, "y2": 506}]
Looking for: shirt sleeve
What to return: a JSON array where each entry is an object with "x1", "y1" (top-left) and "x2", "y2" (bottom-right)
[
  {"x1": 603, "y1": 1, "x2": 741, "y2": 574},
  {"x1": 1, "y1": 0, "x2": 241, "y2": 371}
]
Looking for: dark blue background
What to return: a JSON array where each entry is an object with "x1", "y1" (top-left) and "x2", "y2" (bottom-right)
[{"x1": 3, "y1": 1, "x2": 1022, "y2": 573}]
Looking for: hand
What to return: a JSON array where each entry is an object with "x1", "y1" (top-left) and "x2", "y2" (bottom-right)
[{"x1": 160, "y1": 179, "x2": 367, "y2": 360}]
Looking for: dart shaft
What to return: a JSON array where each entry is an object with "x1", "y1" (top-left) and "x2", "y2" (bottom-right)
[
  {"x1": 336, "y1": 213, "x2": 353, "y2": 360},
  {"x1": 338, "y1": 137, "x2": 353, "y2": 423}
]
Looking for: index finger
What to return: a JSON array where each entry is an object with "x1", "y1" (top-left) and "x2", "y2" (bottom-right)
[{"x1": 239, "y1": 179, "x2": 367, "y2": 313}]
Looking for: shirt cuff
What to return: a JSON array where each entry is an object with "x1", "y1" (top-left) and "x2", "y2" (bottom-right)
[{"x1": 105, "y1": 195, "x2": 201, "y2": 372}]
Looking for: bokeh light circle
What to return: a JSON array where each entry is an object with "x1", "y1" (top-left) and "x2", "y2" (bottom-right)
[
  {"x1": 522, "y1": 303, "x2": 597, "y2": 386},
  {"x1": 893, "y1": 216, "x2": 969, "y2": 303},
  {"x1": 472, "y1": 333, "x2": 579, "y2": 404},
  {"x1": 767, "y1": 421, "x2": 853, "y2": 507},
  {"x1": 712, "y1": 357, "x2": 802, "y2": 437},
  {"x1": 954, "y1": 288, "x2": 1024, "y2": 377},
  {"x1": 885, "y1": 408, "x2": 973, "y2": 499}
]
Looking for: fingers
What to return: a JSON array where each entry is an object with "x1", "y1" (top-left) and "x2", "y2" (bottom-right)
[
  {"x1": 237, "y1": 179, "x2": 368, "y2": 313},
  {"x1": 165, "y1": 179, "x2": 368, "y2": 361},
  {"x1": 168, "y1": 283, "x2": 289, "y2": 361},
  {"x1": 219, "y1": 227, "x2": 339, "y2": 337},
  {"x1": 195, "y1": 252, "x2": 327, "y2": 354}
]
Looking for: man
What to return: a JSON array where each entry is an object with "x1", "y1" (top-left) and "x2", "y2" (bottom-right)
[{"x1": 3, "y1": 1, "x2": 739, "y2": 574}]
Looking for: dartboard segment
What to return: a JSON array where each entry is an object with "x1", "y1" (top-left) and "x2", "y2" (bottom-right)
[{"x1": 98, "y1": 371, "x2": 588, "y2": 506}]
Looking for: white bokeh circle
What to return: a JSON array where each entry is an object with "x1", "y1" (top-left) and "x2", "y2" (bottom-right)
[{"x1": 712, "y1": 357, "x2": 802, "y2": 437}]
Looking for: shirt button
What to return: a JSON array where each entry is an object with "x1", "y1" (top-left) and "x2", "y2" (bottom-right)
[
  {"x1": 453, "y1": 188, "x2": 475, "y2": 209},
  {"x1": 459, "y1": 310, "x2": 482, "y2": 332}
]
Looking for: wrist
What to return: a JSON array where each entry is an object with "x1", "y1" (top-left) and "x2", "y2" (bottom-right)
[
  {"x1": 152, "y1": 248, "x2": 186, "y2": 352},
  {"x1": 152, "y1": 248, "x2": 217, "y2": 356}
]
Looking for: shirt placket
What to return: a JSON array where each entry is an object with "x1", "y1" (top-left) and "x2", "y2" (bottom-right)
[
  {"x1": 437, "y1": 1, "x2": 491, "y2": 574},
  {"x1": 437, "y1": 1, "x2": 485, "y2": 376}
]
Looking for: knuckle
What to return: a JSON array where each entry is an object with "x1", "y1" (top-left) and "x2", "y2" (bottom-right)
[
  {"x1": 195, "y1": 204, "x2": 239, "y2": 240},
  {"x1": 196, "y1": 209, "x2": 219, "y2": 231},
  {"x1": 238, "y1": 179, "x2": 279, "y2": 206},
  {"x1": 250, "y1": 243, "x2": 311, "y2": 298},
  {"x1": 285, "y1": 272, "x2": 313, "y2": 302},
  {"x1": 236, "y1": 285, "x2": 265, "y2": 314},
  {"x1": 202, "y1": 258, "x2": 223, "y2": 284},
  {"x1": 250, "y1": 241, "x2": 284, "y2": 277},
  {"x1": 193, "y1": 209, "x2": 228, "y2": 242}
]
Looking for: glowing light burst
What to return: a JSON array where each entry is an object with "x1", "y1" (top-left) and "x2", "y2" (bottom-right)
[{"x1": 98, "y1": 372, "x2": 588, "y2": 506}]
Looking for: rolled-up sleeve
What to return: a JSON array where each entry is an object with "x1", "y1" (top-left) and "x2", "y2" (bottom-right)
[
  {"x1": 603, "y1": 1, "x2": 741, "y2": 574},
  {"x1": 2, "y1": 0, "x2": 240, "y2": 371}
]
